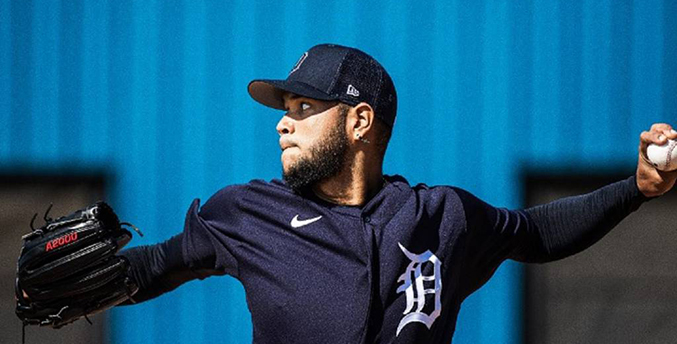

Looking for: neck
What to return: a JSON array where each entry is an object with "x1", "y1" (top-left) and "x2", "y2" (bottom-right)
[{"x1": 312, "y1": 154, "x2": 384, "y2": 206}]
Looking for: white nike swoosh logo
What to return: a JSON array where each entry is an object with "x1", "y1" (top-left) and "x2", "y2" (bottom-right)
[{"x1": 291, "y1": 214, "x2": 322, "y2": 228}]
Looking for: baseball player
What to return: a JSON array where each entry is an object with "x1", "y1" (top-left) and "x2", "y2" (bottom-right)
[{"x1": 116, "y1": 44, "x2": 675, "y2": 343}]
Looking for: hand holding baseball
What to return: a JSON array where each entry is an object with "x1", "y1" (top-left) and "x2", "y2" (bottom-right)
[{"x1": 636, "y1": 123, "x2": 677, "y2": 197}]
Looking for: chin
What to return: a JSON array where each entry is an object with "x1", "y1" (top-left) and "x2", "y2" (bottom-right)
[
  {"x1": 281, "y1": 150, "x2": 299, "y2": 171},
  {"x1": 281, "y1": 159, "x2": 294, "y2": 175}
]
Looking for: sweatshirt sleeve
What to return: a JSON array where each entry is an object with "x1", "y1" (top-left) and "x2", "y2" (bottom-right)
[
  {"x1": 119, "y1": 233, "x2": 222, "y2": 304},
  {"x1": 459, "y1": 175, "x2": 650, "y2": 266},
  {"x1": 119, "y1": 186, "x2": 246, "y2": 304},
  {"x1": 515, "y1": 175, "x2": 649, "y2": 262}
]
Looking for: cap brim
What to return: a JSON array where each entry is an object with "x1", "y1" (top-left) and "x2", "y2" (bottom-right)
[{"x1": 248, "y1": 79, "x2": 337, "y2": 110}]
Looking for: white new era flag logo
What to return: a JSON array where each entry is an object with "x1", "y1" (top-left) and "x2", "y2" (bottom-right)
[{"x1": 347, "y1": 84, "x2": 360, "y2": 97}]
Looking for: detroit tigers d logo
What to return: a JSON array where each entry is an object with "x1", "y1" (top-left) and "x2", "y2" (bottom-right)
[
  {"x1": 289, "y1": 51, "x2": 308, "y2": 76},
  {"x1": 396, "y1": 243, "x2": 442, "y2": 336}
]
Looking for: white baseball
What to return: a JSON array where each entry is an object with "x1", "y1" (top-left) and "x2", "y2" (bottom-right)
[{"x1": 647, "y1": 139, "x2": 677, "y2": 172}]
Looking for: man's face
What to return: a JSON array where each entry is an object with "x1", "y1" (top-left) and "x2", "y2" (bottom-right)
[{"x1": 277, "y1": 93, "x2": 349, "y2": 191}]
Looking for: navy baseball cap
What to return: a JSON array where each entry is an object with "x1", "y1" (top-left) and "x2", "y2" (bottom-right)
[{"x1": 248, "y1": 44, "x2": 398, "y2": 127}]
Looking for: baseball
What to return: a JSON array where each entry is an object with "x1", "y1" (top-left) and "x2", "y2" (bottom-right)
[{"x1": 646, "y1": 139, "x2": 677, "y2": 171}]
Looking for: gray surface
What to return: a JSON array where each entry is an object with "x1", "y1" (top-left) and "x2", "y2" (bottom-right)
[
  {"x1": 525, "y1": 177, "x2": 677, "y2": 344},
  {"x1": 0, "y1": 178, "x2": 107, "y2": 344}
]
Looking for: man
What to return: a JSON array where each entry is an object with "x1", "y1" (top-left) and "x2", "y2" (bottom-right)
[{"x1": 121, "y1": 44, "x2": 677, "y2": 343}]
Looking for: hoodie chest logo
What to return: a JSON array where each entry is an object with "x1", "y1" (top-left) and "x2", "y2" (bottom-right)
[{"x1": 290, "y1": 214, "x2": 322, "y2": 228}]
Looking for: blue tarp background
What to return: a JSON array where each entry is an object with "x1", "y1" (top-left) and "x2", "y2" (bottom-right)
[{"x1": 1, "y1": 1, "x2": 675, "y2": 343}]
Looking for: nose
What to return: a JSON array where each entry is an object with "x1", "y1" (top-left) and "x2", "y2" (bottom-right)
[{"x1": 276, "y1": 115, "x2": 294, "y2": 136}]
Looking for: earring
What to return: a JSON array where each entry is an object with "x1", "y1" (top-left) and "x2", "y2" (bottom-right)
[{"x1": 356, "y1": 134, "x2": 370, "y2": 144}]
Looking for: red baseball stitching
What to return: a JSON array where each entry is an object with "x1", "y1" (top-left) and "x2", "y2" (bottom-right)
[{"x1": 667, "y1": 140, "x2": 677, "y2": 170}]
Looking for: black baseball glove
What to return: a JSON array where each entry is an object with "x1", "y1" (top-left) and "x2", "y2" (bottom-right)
[{"x1": 15, "y1": 201, "x2": 141, "y2": 329}]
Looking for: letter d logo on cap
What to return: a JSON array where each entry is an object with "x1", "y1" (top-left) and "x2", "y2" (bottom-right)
[{"x1": 289, "y1": 52, "x2": 308, "y2": 76}]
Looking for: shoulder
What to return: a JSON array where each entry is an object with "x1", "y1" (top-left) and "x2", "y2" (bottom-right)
[
  {"x1": 397, "y1": 177, "x2": 468, "y2": 204},
  {"x1": 396, "y1": 176, "x2": 493, "y2": 217},
  {"x1": 200, "y1": 178, "x2": 295, "y2": 215}
]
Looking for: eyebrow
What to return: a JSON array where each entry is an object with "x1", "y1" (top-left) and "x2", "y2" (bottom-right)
[{"x1": 283, "y1": 93, "x2": 302, "y2": 101}]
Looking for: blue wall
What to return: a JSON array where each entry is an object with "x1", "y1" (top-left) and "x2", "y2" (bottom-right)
[{"x1": 1, "y1": 1, "x2": 675, "y2": 343}]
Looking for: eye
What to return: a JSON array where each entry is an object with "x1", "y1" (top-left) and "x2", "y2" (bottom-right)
[{"x1": 301, "y1": 102, "x2": 311, "y2": 111}]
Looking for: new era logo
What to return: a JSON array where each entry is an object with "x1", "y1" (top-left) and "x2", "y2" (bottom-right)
[{"x1": 347, "y1": 84, "x2": 360, "y2": 97}]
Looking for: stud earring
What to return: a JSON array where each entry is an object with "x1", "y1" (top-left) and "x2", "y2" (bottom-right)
[{"x1": 356, "y1": 134, "x2": 370, "y2": 144}]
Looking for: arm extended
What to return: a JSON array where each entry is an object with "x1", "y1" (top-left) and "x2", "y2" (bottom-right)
[
  {"x1": 120, "y1": 233, "x2": 223, "y2": 304},
  {"x1": 516, "y1": 175, "x2": 648, "y2": 263}
]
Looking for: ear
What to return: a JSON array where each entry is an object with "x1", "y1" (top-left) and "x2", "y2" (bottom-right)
[{"x1": 348, "y1": 102, "x2": 375, "y2": 142}]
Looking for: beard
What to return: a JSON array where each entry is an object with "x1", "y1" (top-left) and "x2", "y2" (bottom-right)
[{"x1": 283, "y1": 114, "x2": 348, "y2": 193}]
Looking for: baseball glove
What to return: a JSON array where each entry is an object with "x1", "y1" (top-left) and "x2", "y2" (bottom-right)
[{"x1": 15, "y1": 201, "x2": 142, "y2": 329}]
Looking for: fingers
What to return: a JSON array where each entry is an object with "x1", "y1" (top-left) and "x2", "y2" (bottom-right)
[
  {"x1": 643, "y1": 123, "x2": 676, "y2": 146},
  {"x1": 641, "y1": 131, "x2": 666, "y2": 146},
  {"x1": 639, "y1": 124, "x2": 675, "y2": 162},
  {"x1": 639, "y1": 131, "x2": 656, "y2": 166},
  {"x1": 648, "y1": 123, "x2": 677, "y2": 144}
]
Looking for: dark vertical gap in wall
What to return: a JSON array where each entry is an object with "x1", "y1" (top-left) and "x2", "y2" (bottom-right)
[
  {"x1": 522, "y1": 173, "x2": 627, "y2": 344},
  {"x1": 522, "y1": 171, "x2": 677, "y2": 344}
]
